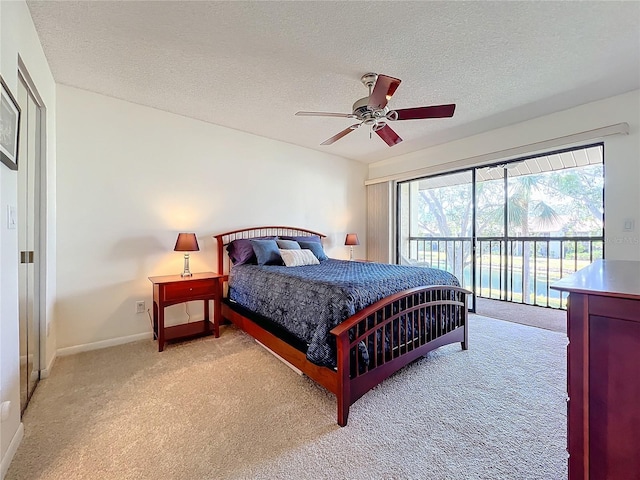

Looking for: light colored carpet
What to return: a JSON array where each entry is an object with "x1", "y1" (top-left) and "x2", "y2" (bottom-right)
[
  {"x1": 475, "y1": 297, "x2": 567, "y2": 334},
  {"x1": 7, "y1": 315, "x2": 567, "y2": 480}
]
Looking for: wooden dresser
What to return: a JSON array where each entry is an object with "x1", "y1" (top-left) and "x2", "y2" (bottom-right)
[{"x1": 551, "y1": 260, "x2": 640, "y2": 480}]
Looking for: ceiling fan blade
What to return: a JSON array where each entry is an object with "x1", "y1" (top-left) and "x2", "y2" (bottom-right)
[
  {"x1": 320, "y1": 124, "x2": 360, "y2": 145},
  {"x1": 394, "y1": 104, "x2": 456, "y2": 120},
  {"x1": 375, "y1": 124, "x2": 403, "y2": 147},
  {"x1": 368, "y1": 74, "x2": 401, "y2": 109},
  {"x1": 296, "y1": 111, "x2": 355, "y2": 118}
]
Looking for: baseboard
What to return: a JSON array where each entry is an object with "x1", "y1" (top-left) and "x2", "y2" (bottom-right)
[
  {"x1": 40, "y1": 352, "x2": 57, "y2": 379},
  {"x1": 0, "y1": 423, "x2": 24, "y2": 480},
  {"x1": 19, "y1": 353, "x2": 34, "y2": 367},
  {"x1": 57, "y1": 332, "x2": 153, "y2": 357}
]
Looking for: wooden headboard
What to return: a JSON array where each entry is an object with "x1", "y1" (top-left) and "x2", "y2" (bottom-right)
[{"x1": 213, "y1": 226, "x2": 326, "y2": 278}]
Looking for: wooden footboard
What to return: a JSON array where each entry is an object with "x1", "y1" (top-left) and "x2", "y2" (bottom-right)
[{"x1": 331, "y1": 285, "x2": 469, "y2": 426}]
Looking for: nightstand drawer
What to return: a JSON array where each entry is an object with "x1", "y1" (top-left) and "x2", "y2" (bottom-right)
[{"x1": 164, "y1": 279, "x2": 216, "y2": 301}]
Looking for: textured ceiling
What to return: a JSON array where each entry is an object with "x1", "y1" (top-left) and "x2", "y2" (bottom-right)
[{"x1": 27, "y1": 1, "x2": 640, "y2": 164}]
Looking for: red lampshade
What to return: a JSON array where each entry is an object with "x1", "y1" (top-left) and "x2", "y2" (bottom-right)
[
  {"x1": 174, "y1": 233, "x2": 199, "y2": 252},
  {"x1": 344, "y1": 233, "x2": 360, "y2": 246}
]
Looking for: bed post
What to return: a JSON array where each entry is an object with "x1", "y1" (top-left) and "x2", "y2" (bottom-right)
[
  {"x1": 335, "y1": 331, "x2": 351, "y2": 427},
  {"x1": 215, "y1": 234, "x2": 224, "y2": 275},
  {"x1": 462, "y1": 295, "x2": 469, "y2": 350}
]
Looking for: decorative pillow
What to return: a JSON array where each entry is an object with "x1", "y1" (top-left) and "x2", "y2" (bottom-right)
[
  {"x1": 276, "y1": 239, "x2": 301, "y2": 250},
  {"x1": 279, "y1": 248, "x2": 320, "y2": 267},
  {"x1": 298, "y1": 240, "x2": 328, "y2": 261},
  {"x1": 250, "y1": 239, "x2": 283, "y2": 265},
  {"x1": 227, "y1": 236, "x2": 275, "y2": 265},
  {"x1": 279, "y1": 234, "x2": 322, "y2": 244}
]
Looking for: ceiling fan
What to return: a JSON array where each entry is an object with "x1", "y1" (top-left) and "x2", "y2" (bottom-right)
[{"x1": 295, "y1": 73, "x2": 456, "y2": 147}]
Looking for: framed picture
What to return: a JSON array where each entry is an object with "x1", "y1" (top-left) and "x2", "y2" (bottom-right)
[{"x1": 0, "y1": 75, "x2": 21, "y2": 171}]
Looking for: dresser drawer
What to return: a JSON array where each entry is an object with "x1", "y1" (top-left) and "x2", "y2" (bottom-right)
[{"x1": 163, "y1": 279, "x2": 216, "y2": 301}]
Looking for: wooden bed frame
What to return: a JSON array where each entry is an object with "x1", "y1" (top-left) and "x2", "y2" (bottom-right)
[{"x1": 214, "y1": 226, "x2": 470, "y2": 426}]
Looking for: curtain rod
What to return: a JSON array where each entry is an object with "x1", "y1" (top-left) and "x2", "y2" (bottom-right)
[{"x1": 365, "y1": 123, "x2": 629, "y2": 186}]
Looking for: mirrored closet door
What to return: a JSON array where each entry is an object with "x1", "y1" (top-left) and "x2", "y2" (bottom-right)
[{"x1": 17, "y1": 72, "x2": 42, "y2": 414}]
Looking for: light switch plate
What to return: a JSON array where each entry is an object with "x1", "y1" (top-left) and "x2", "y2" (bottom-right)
[
  {"x1": 6, "y1": 205, "x2": 16, "y2": 230},
  {"x1": 623, "y1": 218, "x2": 635, "y2": 232}
]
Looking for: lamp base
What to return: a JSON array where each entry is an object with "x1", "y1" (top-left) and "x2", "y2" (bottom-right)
[{"x1": 181, "y1": 253, "x2": 192, "y2": 277}]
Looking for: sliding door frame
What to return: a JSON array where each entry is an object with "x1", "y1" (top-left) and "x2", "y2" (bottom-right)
[{"x1": 396, "y1": 142, "x2": 605, "y2": 312}]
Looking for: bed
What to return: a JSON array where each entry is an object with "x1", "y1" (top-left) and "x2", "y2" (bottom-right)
[{"x1": 214, "y1": 226, "x2": 470, "y2": 426}]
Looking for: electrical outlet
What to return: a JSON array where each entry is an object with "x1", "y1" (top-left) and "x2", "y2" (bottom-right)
[{"x1": 136, "y1": 300, "x2": 145, "y2": 314}]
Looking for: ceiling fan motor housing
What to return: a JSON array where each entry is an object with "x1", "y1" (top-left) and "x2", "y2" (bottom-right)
[
  {"x1": 352, "y1": 97, "x2": 373, "y2": 119},
  {"x1": 352, "y1": 97, "x2": 396, "y2": 130}
]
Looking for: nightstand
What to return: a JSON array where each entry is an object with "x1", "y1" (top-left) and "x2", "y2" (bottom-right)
[{"x1": 148, "y1": 272, "x2": 223, "y2": 352}]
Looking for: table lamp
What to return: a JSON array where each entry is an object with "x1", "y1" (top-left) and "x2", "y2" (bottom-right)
[
  {"x1": 344, "y1": 233, "x2": 360, "y2": 261},
  {"x1": 174, "y1": 233, "x2": 199, "y2": 277}
]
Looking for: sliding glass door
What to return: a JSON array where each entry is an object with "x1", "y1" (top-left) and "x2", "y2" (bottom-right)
[{"x1": 397, "y1": 144, "x2": 604, "y2": 310}]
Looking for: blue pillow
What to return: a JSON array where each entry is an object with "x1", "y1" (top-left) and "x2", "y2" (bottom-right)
[
  {"x1": 298, "y1": 240, "x2": 328, "y2": 261},
  {"x1": 250, "y1": 239, "x2": 283, "y2": 265},
  {"x1": 227, "y1": 236, "x2": 275, "y2": 265},
  {"x1": 280, "y1": 235, "x2": 322, "y2": 244},
  {"x1": 276, "y1": 239, "x2": 301, "y2": 250}
]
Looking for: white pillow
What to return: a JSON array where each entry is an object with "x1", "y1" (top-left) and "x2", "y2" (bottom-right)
[{"x1": 279, "y1": 248, "x2": 320, "y2": 267}]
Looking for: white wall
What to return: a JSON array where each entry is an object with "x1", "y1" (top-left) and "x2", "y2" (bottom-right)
[
  {"x1": 369, "y1": 90, "x2": 640, "y2": 261},
  {"x1": 56, "y1": 85, "x2": 367, "y2": 350},
  {"x1": 0, "y1": 1, "x2": 56, "y2": 477}
]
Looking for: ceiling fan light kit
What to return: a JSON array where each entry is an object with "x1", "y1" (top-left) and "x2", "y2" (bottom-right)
[{"x1": 295, "y1": 72, "x2": 456, "y2": 147}]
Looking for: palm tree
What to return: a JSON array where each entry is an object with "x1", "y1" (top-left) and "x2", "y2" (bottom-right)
[
  {"x1": 475, "y1": 173, "x2": 561, "y2": 302},
  {"x1": 507, "y1": 175, "x2": 561, "y2": 303}
]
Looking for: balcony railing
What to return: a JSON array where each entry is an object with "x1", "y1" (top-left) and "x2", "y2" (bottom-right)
[{"x1": 405, "y1": 236, "x2": 604, "y2": 309}]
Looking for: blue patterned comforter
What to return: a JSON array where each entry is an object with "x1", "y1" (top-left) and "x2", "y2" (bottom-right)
[{"x1": 228, "y1": 259, "x2": 461, "y2": 368}]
